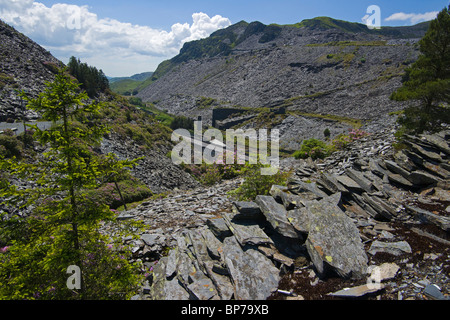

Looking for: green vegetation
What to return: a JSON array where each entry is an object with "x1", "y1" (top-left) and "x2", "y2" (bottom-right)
[
  {"x1": 197, "y1": 96, "x2": 217, "y2": 109},
  {"x1": 390, "y1": 6, "x2": 450, "y2": 134},
  {"x1": 293, "y1": 139, "x2": 330, "y2": 160},
  {"x1": 292, "y1": 128, "x2": 370, "y2": 161},
  {"x1": 67, "y1": 56, "x2": 109, "y2": 98},
  {"x1": 0, "y1": 69, "x2": 143, "y2": 300},
  {"x1": 170, "y1": 115, "x2": 194, "y2": 131},
  {"x1": 0, "y1": 131, "x2": 23, "y2": 159},
  {"x1": 288, "y1": 110, "x2": 363, "y2": 128},
  {"x1": 109, "y1": 73, "x2": 154, "y2": 96},
  {"x1": 228, "y1": 163, "x2": 292, "y2": 201},
  {"x1": 308, "y1": 40, "x2": 387, "y2": 47},
  {"x1": 84, "y1": 175, "x2": 152, "y2": 210}
]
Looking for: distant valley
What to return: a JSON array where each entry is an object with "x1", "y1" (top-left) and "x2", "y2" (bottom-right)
[{"x1": 108, "y1": 71, "x2": 154, "y2": 96}]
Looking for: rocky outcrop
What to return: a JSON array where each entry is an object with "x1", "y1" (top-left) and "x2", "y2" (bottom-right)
[
  {"x1": 124, "y1": 129, "x2": 449, "y2": 300},
  {"x1": 0, "y1": 20, "x2": 62, "y2": 121},
  {"x1": 100, "y1": 132, "x2": 200, "y2": 194}
]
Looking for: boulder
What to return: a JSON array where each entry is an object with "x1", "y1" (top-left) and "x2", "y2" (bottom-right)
[
  {"x1": 361, "y1": 193, "x2": 396, "y2": 221},
  {"x1": 287, "y1": 179, "x2": 328, "y2": 200},
  {"x1": 405, "y1": 140, "x2": 443, "y2": 163},
  {"x1": 286, "y1": 207, "x2": 310, "y2": 234},
  {"x1": 335, "y1": 174, "x2": 364, "y2": 192},
  {"x1": 384, "y1": 160, "x2": 411, "y2": 179},
  {"x1": 405, "y1": 205, "x2": 450, "y2": 232},
  {"x1": 304, "y1": 198, "x2": 368, "y2": 279},
  {"x1": 368, "y1": 159, "x2": 389, "y2": 178},
  {"x1": 387, "y1": 173, "x2": 414, "y2": 188},
  {"x1": 367, "y1": 263, "x2": 400, "y2": 283},
  {"x1": 328, "y1": 283, "x2": 385, "y2": 298},
  {"x1": 222, "y1": 236, "x2": 280, "y2": 300}
]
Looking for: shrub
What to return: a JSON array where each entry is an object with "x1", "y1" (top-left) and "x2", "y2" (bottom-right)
[
  {"x1": 84, "y1": 178, "x2": 152, "y2": 209},
  {"x1": 293, "y1": 138, "x2": 330, "y2": 160},
  {"x1": 185, "y1": 150, "x2": 246, "y2": 186},
  {"x1": 170, "y1": 116, "x2": 194, "y2": 131},
  {"x1": 331, "y1": 128, "x2": 369, "y2": 151},
  {"x1": 0, "y1": 135, "x2": 23, "y2": 159},
  {"x1": 228, "y1": 163, "x2": 291, "y2": 201}
]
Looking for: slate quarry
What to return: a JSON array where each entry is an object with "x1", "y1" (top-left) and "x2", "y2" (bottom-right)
[{"x1": 122, "y1": 128, "x2": 449, "y2": 300}]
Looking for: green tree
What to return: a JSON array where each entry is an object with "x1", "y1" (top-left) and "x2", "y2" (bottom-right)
[
  {"x1": 0, "y1": 69, "x2": 142, "y2": 300},
  {"x1": 68, "y1": 56, "x2": 109, "y2": 98},
  {"x1": 391, "y1": 6, "x2": 450, "y2": 134}
]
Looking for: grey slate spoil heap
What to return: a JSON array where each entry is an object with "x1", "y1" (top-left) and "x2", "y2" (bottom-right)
[{"x1": 128, "y1": 129, "x2": 449, "y2": 300}]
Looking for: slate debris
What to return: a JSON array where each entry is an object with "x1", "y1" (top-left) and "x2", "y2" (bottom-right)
[{"x1": 126, "y1": 129, "x2": 449, "y2": 300}]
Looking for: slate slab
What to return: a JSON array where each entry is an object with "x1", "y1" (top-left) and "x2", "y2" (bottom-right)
[
  {"x1": 222, "y1": 236, "x2": 280, "y2": 300},
  {"x1": 232, "y1": 201, "x2": 264, "y2": 220},
  {"x1": 222, "y1": 212, "x2": 273, "y2": 246},
  {"x1": 255, "y1": 195, "x2": 299, "y2": 239},
  {"x1": 304, "y1": 198, "x2": 368, "y2": 279},
  {"x1": 368, "y1": 240, "x2": 412, "y2": 256}
]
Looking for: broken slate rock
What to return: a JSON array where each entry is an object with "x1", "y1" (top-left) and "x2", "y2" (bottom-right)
[
  {"x1": 232, "y1": 201, "x2": 264, "y2": 220},
  {"x1": 346, "y1": 168, "x2": 375, "y2": 193},
  {"x1": 367, "y1": 263, "x2": 400, "y2": 283},
  {"x1": 222, "y1": 212, "x2": 274, "y2": 246},
  {"x1": 368, "y1": 240, "x2": 412, "y2": 256},
  {"x1": 305, "y1": 198, "x2": 368, "y2": 280},
  {"x1": 200, "y1": 226, "x2": 224, "y2": 261},
  {"x1": 335, "y1": 174, "x2": 364, "y2": 192},
  {"x1": 288, "y1": 179, "x2": 328, "y2": 200},
  {"x1": 255, "y1": 195, "x2": 300, "y2": 239},
  {"x1": 206, "y1": 217, "x2": 232, "y2": 240},
  {"x1": 328, "y1": 283, "x2": 385, "y2": 298},
  {"x1": 317, "y1": 172, "x2": 349, "y2": 195},
  {"x1": 222, "y1": 236, "x2": 280, "y2": 300},
  {"x1": 405, "y1": 205, "x2": 450, "y2": 232},
  {"x1": 407, "y1": 170, "x2": 440, "y2": 186},
  {"x1": 286, "y1": 207, "x2": 310, "y2": 234}
]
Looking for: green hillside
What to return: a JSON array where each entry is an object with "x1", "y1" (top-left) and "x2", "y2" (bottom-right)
[{"x1": 109, "y1": 72, "x2": 154, "y2": 95}]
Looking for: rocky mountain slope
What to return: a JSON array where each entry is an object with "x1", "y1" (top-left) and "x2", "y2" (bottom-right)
[
  {"x1": 137, "y1": 18, "x2": 429, "y2": 147},
  {"x1": 0, "y1": 20, "x2": 63, "y2": 122},
  {"x1": 0, "y1": 19, "x2": 198, "y2": 195}
]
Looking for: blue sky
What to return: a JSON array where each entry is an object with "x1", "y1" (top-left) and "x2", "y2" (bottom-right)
[
  {"x1": 1, "y1": 0, "x2": 448, "y2": 76},
  {"x1": 36, "y1": 0, "x2": 449, "y2": 28}
]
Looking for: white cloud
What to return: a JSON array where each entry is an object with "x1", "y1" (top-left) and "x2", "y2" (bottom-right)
[
  {"x1": 0, "y1": 0, "x2": 232, "y2": 76},
  {"x1": 385, "y1": 11, "x2": 439, "y2": 25}
]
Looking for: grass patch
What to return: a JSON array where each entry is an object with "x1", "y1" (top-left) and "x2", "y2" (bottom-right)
[
  {"x1": 84, "y1": 177, "x2": 153, "y2": 210},
  {"x1": 307, "y1": 40, "x2": 387, "y2": 47},
  {"x1": 288, "y1": 110, "x2": 363, "y2": 128}
]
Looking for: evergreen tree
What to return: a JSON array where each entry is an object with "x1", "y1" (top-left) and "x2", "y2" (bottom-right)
[
  {"x1": 391, "y1": 6, "x2": 450, "y2": 134},
  {"x1": 67, "y1": 57, "x2": 109, "y2": 98},
  {"x1": 0, "y1": 69, "x2": 142, "y2": 300}
]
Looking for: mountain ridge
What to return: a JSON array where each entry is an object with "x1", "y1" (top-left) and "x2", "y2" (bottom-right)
[
  {"x1": 137, "y1": 16, "x2": 428, "y2": 150},
  {"x1": 141, "y1": 17, "x2": 430, "y2": 86}
]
